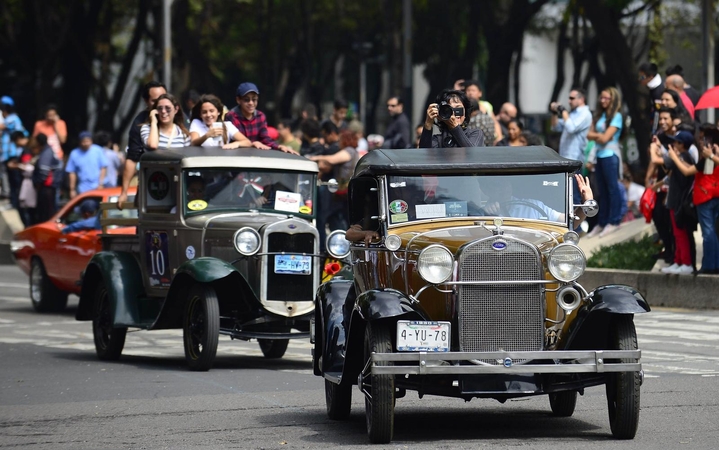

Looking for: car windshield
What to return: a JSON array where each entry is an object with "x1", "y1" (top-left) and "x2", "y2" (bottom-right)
[
  {"x1": 386, "y1": 173, "x2": 568, "y2": 225},
  {"x1": 182, "y1": 169, "x2": 316, "y2": 217}
]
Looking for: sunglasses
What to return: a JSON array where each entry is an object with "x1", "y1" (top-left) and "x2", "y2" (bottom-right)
[
  {"x1": 157, "y1": 106, "x2": 174, "y2": 112},
  {"x1": 568, "y1": 96, "x2": 576, "y2": 100},
  {"x1": 387, "y1": 103, "x2": 398, "y2": 107}
]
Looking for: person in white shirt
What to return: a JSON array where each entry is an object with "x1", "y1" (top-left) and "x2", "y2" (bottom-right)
[{"x1": 189, "y1": 94, "x2": 251, "y2": 148}]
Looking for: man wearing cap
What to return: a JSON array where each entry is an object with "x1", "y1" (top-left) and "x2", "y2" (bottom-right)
[
  {"x1": 225, "y1": 82, "x2": 297, "y2": 154},
  {"x1": 65, "y1": 131, "x2": 108, "y2": 198},
  {"x1": 61, "y1": 199, "x2": 102, "y2": 234},
  {"x1": 1, "y1": 96, "x2": 25, "y2": 199}
]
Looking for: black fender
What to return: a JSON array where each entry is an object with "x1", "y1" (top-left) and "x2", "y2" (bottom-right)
[
  {"x1": 314, "y1": 278, "x2": 354, "y2": 377},
  {"x1": 337, "y1": 289, "x2": 428, "y2": 385},
  {"x1": 153, "y1": 257, "x2": 257, "y2": 330},
  {"x1": 563, "y1": 284, "x2": 650, "y2": 350},
  {"x1": 76, "y1": 251, "x2": 145, "y2": 326}
]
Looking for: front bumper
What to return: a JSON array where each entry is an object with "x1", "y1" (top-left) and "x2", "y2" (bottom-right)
[{"x1": 371, "y1": 350, "x2": 641, "y2": 375}]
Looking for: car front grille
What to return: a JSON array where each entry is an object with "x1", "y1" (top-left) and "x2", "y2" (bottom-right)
[
  {"x1": 266, "y1": 232, "x2": 315, "y2": 302},
  {"x1": 457, "y1": 236, "x2": 544, "y2": 357}
]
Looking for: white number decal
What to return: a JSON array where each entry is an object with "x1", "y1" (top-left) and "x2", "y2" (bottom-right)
[{"x1": 149, "y1": 249, "x2": 166, "y2": 276}]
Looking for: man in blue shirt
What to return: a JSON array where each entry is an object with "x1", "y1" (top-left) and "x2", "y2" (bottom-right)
[
  {"x1": 62, "y1": 199, "x2": 101, "y2": 233},
  {"x1": 0, "y1": 96, "x2": 24, "y2": 199},
  {"x1": 550, "y1": 88, "x2": 592, "y2": 163},
  {"x1": 65, "y1": 131, "x2": 108, "y2": 198}
]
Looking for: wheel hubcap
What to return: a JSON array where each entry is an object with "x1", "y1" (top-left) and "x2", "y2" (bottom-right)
[{"x1": 30, "y1": 265, "x2": 42, "y2": 304}]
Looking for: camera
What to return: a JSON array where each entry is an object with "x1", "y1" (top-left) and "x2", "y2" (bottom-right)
[{"x1": 438, "y1": 102, "x2": 464, "y2": 121}]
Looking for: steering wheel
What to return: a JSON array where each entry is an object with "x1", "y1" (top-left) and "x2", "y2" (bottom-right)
[{"x1": 478, "y1": 200, "x2": 548, "y2": 219}]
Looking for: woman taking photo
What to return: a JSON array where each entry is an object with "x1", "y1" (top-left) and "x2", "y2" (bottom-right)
[
  {"x1": 189, "y1": 94, "x2": 252, "y2": 148},
  {"x1": 586, "y1": 87, "x2": 624, "y2": 238},
  {"x1": 419, "y1": 89, "x2": 485, "y2": 148},
  {"x1": 141, "y1": 93, "x2": 191, "y2": 150}
]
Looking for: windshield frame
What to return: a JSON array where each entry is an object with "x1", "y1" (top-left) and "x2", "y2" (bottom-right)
[
  {"x1": 383, "y1": 172, "x2": 572, "y2": 228},
  {"x1": 181, "y1": 168, "x2": 317, "y2": 219}
]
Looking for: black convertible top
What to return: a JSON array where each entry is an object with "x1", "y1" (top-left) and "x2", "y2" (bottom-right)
[{"x1": 353, "y1": 146, "x2": 582, "y2": 177}]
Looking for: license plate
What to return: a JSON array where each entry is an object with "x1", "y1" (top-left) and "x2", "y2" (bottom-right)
[
  {"x1": 396, "y1": 320, "x2": 450, "y2": 352},
  {"x1": 274, "y1": 254, "x2": 312, "y2": 275}
]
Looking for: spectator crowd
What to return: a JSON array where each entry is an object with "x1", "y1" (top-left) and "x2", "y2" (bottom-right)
[{"x1": 2, "y1": 62, "x2": 719, "y2": 274}]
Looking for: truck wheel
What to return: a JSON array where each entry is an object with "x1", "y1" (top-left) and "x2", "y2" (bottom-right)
[
  {"x1": 92, "y1": 279, "x2": 127, "y2": 360},
  {"x1": 549, "y1": 391, "x2": 577, "y2": 417},
  {"x1": 325, "y1": 379, "x2": 352, "y2": 420},
  {"x1": 29, "y1": 258, "x2": 68, "y2": 312},
  {"x1": 364, "y1": 322, "x2": 394, "y2": 444},
  {"x1": 606, "y1": 315, "x2": 641, "y2": 439},
  {"x1": 183, "y1": 284, "x2": 219, "y2": 371},
  {"x1": 258, "y1": 338, "x2": 289, "y2": 359}
]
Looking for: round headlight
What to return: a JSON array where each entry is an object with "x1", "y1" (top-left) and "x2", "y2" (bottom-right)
[
  {"x1": 385, "y1": 234, "x2": 402, "y2": 251},
  {"x1": 563, "y1": 231, "x2": 580, "y2": 245},
  {"x1": 548, "y1": 244, "x2": 586, "y2": 282},
  {"x1": 326, "y1": 230, "x2": 351, "y2": 259},
  {"x1": 417, "y1": 245, "x2": 454, "y2": 284},
  {"x1": 233, "y1": 227, "x2": 261, "y2": 256}
]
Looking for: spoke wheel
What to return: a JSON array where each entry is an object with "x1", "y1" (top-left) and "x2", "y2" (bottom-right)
[
  {"x1": 549, "y1": 390, "x2": 578, "y2": 417},
  {"x1": 606, "y1": 315, "x2": 641, "y2": 439},
  {"x1": 325, "y1": 379, "x2": 352, "y2": 420},
  {"x1": 364, "y1": 322, "x2": 394, "y2": 444},
  {"x1": 29, "y1": 259, "x2": 68, "y2": 312},
  {"x1": 258, "y1": 336, "x2": 290, "y2": 359},
  {"x1": 183, "y1": 284, "x2": 220, "y2": 371},
  {"x1": 92, "y1": 279, "x2": 127, "y2": 360}
]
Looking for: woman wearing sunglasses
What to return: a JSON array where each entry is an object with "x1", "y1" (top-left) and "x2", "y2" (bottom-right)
[{"x1": 141, "y1": 93, "x2": 191, "y2": 150}]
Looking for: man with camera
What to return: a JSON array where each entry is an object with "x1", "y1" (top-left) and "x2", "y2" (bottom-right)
[
  {"x1": 419, "y1": 89, "x2": 485, "y2": 148},
  {"x1": 550, "y1": 88, "x2": 592, "y2": 163}
]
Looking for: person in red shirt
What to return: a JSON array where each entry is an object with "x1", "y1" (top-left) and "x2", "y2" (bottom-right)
[{"x1": 224, "y1": 82, "x2": 296, "y2": 154}]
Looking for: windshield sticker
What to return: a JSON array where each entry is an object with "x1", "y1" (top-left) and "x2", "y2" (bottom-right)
[
  {"x1": 445, "y1": 201, "x2": 468, "y2": 217},
  {"x1": 416, "y1": 204, "x2": 446, "y2": 219},
  {"x1": 274, "y1": 190, "x2": 302, "y2": 213},
  {"x1": 185, "y1": 245, "x2": 196, "y2": 260},
  {"x1": 391, "y1": 213, "x2": 408, "y2": 223},
  {"x1": 390, "y1": 181, "x2": 406, "y2": 188},
  {"x1": 388, "y1": 199, "x2": 408, "y2": 214},
  {"x1": 299, "y1": 205, "x2": 312, "y2": 214},
  {"x1": 542, "y1": 181, "x2": 559, "y2": 186},
  {"x1": 187, "y1": 199, "x2": 207, "y2": 211}
]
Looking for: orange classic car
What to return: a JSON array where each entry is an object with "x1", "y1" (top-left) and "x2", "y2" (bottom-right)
[{"x1": 11, "y1": 187, "x2": 136, "y2": 312}]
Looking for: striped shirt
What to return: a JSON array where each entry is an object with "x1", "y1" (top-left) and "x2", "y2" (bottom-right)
[{"x1": 140, "y1": 124, "x2": 191, "y2": 150}]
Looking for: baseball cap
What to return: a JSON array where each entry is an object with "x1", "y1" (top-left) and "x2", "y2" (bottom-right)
[
  {"x1": 79, "y1": 131, "x2": 93, "y2": 140},
  {"x1": 668, "y1": 130, "x2": 694, "y2": 148},
  {"x1": 79, "y1": 199, "x2": 99, "y2": 214},
  {"x1": 236, "y1": 82, "x2": 259, "y2": 97},
  {"x1": 1, "y1": 96, "x2": 14, "y2": 106}
]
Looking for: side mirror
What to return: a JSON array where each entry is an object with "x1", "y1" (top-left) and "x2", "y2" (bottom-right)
[
  {"x1": 580, "y1": 199, "x2": 598, "y2": 217},
  {"x1": 320, "y1": 178, "x2": 339, "y2": 193}
]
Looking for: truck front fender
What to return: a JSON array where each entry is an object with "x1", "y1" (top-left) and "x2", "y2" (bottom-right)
[
  {"x1": 314, "y1": 279, "x2": 354, "y2": 377},
  {"x1": 152, "y1": 257, "x2": 254, "y2": 330},
  {"x1": 76, "y1": 251, "x2": 145, "y2": 326},
  {"x1": 563, "y1": 284, "x2": 650, "y2": 350}
]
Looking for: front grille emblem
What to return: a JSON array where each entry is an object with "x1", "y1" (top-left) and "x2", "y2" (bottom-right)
[
  {"x1": 492, "y1": 239, "x2": 508, "y2": 251},
  {"x1": 288, "y1": 224, "x2": 297, "y2": 229},
  {"x1": 503, "y1": 357, "x2": 513, "y2": 368}
]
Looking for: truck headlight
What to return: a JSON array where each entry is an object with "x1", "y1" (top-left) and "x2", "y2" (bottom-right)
[
  {"x1": 233, "y1": 227, "x2": 261, "y2": 256},
  {"x1": 417, "y1": 245, "x2": 454, "y2": 284},
  {"x1": 326, "y1": 230, "x2": 350, "y2": 259},
  {"x1": 548, "y1": 244, "x2": 586, "y2": 282}
]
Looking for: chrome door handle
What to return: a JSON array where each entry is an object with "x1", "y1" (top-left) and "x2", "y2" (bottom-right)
[{"x1": 58, "y1": 238, "x2": 67, "y2": 243}]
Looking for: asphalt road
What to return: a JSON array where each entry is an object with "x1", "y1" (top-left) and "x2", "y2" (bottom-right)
[{"x1": 1, "y1": 264, "x2": 718, "y2": 449}]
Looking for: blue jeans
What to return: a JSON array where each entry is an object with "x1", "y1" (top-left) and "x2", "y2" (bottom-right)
[
  {"x1": 595, "y1": 154, "x2": 623, "y2": 227},
  {"x1": 697, "y1": 197, "x2": 719, "y2": 270}
]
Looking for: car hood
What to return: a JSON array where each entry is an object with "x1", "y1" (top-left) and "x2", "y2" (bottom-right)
[
  {"x1": 397, "y1": 223, "x2": 564, "y2": 254},
  {"x1": 184, "y1": 212, "x2": 301, "y2": 232}
]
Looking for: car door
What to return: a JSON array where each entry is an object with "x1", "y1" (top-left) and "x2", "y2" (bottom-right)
[{"x1": 55, "y1": 195, "x2": 104, "y2": 291}]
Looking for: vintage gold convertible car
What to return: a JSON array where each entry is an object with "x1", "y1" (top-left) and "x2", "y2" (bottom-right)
[{"x1": 311, "y1": 147, "x2": 649, "y2": 443}]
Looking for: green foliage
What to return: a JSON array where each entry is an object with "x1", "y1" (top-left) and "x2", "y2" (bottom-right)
[{"x1": 587, "y1": 234, "x2": 657, "y2": 271}]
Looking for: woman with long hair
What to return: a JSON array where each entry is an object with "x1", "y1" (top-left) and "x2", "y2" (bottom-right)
[
  {"x1": 586, "y1": 87, "x2": 624, "y2": 238},
  {"x1": 660, "y1": 89, "x2": 693, "y2": 127},
  {"x1": 141, "y1": 93, "x2": 191, "y2": 150},
  {"x1": 189, "y1": 94, "x2": 251, "y2": 148}
]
